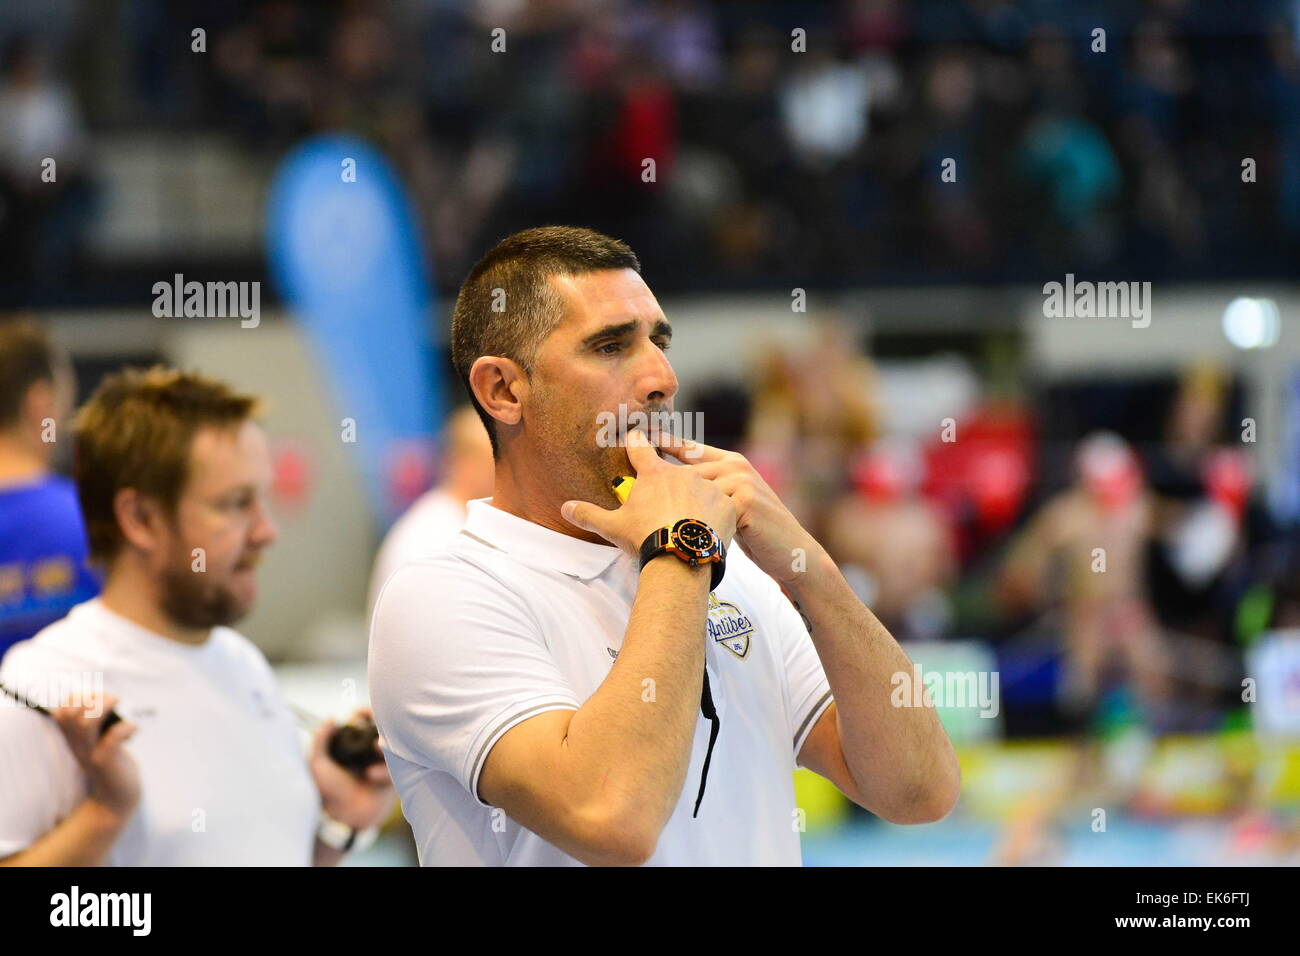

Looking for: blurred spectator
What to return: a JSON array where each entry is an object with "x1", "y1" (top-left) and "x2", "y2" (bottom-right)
[
  {"x1": 367, "y1": 405, "x2": 494, "y2": 616},
  {"x1": 915, "y1": 48, "x2": 997, "y2": 266},
  {"x1": 624, "y1": 0, "x2": 723, "y2": 92},
  {"x1": 1144, "y1": 365, "x2": 1253, "y2": 717},
  {"x1": 1269, "y1": 20, "x2": 1300, "y2": 240},
  {"x1": 779, "y1": 42, "x2": 869, "y2": 170},
  {"x1": 843, "y1": 0, "x2": 909, "y2": 54},
  {"x1": 823, "y1": 440, "x2": 958, "y2": 641},
  {"x1": 1017, "y1": 110, "x2": 1122, "y2": 266},
  {"x1": 0, "y1": 319, "x2": 99, "y2": 660},
  {"x1": 998, "y1": 432, "x2": 1171, "y2": 732},
  {"x1": 0, "y1": 34, "x2": 93, "y2": 292},
  {"x1": 744, "y1": 316, "x2": 880, "y2": 529},
  {"x1": 212, "y1": 0, "x2": 320, "y2": 147}
]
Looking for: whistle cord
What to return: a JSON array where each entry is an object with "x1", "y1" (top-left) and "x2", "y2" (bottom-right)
[{"x1": 692, "y1": 668, "x2": 720, "y2": 818}]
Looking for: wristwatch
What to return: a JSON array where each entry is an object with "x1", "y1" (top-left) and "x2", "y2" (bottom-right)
[
  {"x1": 317, "y1": 812, "x2": 379, "y2": 854},
  {"x1": 639, "y1": 518, "x2": 726, "y2": 590}
]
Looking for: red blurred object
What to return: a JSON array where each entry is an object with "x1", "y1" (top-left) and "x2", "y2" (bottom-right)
[
  {"x1": 845, "y1": 0, "x2": 909, "y2": 53},
  {"x1": 1204, "y1": 447, "x2": 1251, "y2": 520},
  {"x1": 970, "y1": 446, "x2": 1030, "y2": 525},
  {"x1": 612, "y1": 79, "x2": 676, "y2": 183},
  {"x1": 922, "y1": 400, "x2": 1035, "y2": 556},
  {"x1": 854, "y1": 452, "x2": 904, "y2": 502},
  {"x1": 1076, "y1": 433, "x2": 1142, "y2": 512},
  {"x1": 851, "y1": 443, "x2": 921, "y2": 503},
  {"x1": 271, "y1": 439, "x2": 315, "y2": 514},
  {"x1": 386, "y1": 440, "x2": 436, "y2": 514}
]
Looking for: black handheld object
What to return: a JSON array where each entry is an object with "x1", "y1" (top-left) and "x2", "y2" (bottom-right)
[
  {"x1": 0, "y1": 682, "x2": 123, "y2": 738},
  {"x1": 327, "y1": 714, "x2": 383, "y2": 777}
]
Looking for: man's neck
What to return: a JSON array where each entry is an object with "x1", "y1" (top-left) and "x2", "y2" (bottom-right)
[
  {"x1": 99, "y1": 564, "x2": 212, "y2": 646},
  {"x1": 489, "y1": 456, "x2": 610, "y2": 546},
  {"x1": 0, "y1": 434, "x2": 47, "y2": 488}
]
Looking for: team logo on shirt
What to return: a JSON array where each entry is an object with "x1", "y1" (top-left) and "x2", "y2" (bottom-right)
[{"x1": 706, "y1": 593, "x2": 754, "y2": 660}]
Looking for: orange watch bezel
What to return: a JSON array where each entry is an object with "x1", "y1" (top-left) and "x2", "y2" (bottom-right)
[{"x1": 665, "y1": 519, "x2": 722, "y2": 565}]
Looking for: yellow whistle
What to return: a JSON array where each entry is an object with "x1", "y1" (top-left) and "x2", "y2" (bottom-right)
[{"x1": 611, "y1": 475, "x2": 635, "y2": 504}]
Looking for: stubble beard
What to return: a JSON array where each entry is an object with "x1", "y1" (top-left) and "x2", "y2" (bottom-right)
[
  {"x1": 158, "y1": 548, "x2": 247, "y2": 631},
  {"x1": 529, "y1": 382, "x2": 630, "y2": 511}
]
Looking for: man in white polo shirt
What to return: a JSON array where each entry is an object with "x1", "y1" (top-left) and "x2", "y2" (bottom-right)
[
  {"x1": 0, "y1": 367, "x2": 394, "y2": 866},
  {"x1": 369, "y1": 226, "x2": 961, "y2": 866}
]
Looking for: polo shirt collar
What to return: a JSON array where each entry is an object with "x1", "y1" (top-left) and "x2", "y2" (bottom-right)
[{"x1": 460, "y1": 498, "x2": 623, "y2": 580}]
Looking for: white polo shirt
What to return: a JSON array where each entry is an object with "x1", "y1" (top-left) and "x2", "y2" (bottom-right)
[
  {"x1": 368, "y1": 498, "x2": 834, "y2": 866},
  {"x1": 0, "y1": 599, "x2": 320, "y2": 865}
]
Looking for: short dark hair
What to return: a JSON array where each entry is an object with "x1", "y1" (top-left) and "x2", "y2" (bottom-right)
[
  {"x1": 0, "y1": 318, "x2": 60, "y2": 429},
  {"x1": 450, "y1": 225, "x2": 640, "y2": 457}
]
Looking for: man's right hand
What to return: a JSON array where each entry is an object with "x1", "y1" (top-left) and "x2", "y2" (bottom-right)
[
  {"x1": 51, "y1": 695, "x2": 140, "y2": 819},
  {"x1": 562, "y1": 428, "x2": 737, "y2": 556}
]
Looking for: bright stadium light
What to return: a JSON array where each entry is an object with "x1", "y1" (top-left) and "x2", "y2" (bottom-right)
[{"x1": 1222, "y1": 297, "x2": 1280, "y2": 349}]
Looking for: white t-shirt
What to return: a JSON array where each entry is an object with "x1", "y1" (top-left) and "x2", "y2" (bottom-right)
[
  {"x1": 367, "y1": 489, "x2": 468, "y2": 615},
  {"x1": 0, "y1": 600, "x2": 319, "y2": 865},
  {"x1": 368, "y1": 498, "x2": 834, "y2": 866}
]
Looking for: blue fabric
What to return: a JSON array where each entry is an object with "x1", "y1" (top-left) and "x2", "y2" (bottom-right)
[
  {"x1": 265, "y1": 134, "x2": 443, "y2": 524},
  {"x1": 0, "y1": 475, "x2": 100, "y2": 660}
]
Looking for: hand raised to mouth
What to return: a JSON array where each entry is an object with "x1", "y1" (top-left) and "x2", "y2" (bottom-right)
[
  {"x1": 562, "y1": 429, "x2": 737, "y2": 557},
  {"x1": 658, "y1": 436, "x2": 823, "y2": 588}
]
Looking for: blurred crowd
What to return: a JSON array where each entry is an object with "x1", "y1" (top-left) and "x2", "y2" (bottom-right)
[
  {"x1": 3, "y1": 0, "x2": 1300, "y2": 300},
  {"x1": 689, "y1": 319, "x2": 1300, "y2": 740}
]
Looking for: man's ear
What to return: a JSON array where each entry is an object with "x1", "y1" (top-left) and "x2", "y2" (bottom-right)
[
  {"x1": 113, "y1": 488, "x2": 167, "y2": 557},
  {"x1": 469, "y1": 356, "x2": 527, "y2": 430}
]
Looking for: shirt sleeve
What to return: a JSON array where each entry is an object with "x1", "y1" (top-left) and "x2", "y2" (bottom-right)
[
  {"x1": 0, "y1": 650, "x2": 87, "y2": 857},
  {"x1": 368, "y1": 555, "x2": 581, "y2": 809},
  {"x1": 759, "y1": 576, "x2": 834, "y2": 771}
]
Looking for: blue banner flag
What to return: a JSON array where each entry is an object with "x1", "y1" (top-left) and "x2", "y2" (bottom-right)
[{"x1": 266, "y1": 135, "x2": 442, "y2": 522}]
